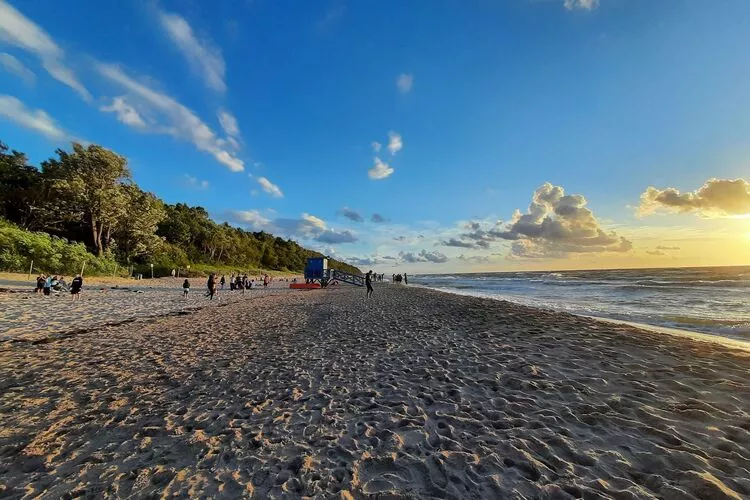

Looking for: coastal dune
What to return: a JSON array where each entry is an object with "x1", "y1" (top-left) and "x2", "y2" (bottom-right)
[{"x1": 1, "y1": 285, "x2": 749, "y2": 498}]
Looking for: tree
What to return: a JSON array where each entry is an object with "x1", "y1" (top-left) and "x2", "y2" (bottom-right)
[
  {"x1": 0, "y1": 142, "x2": 43, "y2": 229},
  {"x1": 114, "y1": 185, "x2": 166, "y2": 261},
  {"x1": 42, "y1": 143, "x2": 131, "y2": 256}
]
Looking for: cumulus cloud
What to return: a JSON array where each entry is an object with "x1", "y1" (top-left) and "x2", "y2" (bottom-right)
[
  {"x1": 371, "y1": 213, "x2": 387, "y2": 223},
  {"x1": 218, "y1": 109, "x2": 239, "y2": 137},
  {"x1": 0, "y1": 52, "x2": 35, "y2": 84},
  {"x1": 99, "y1": 96, "x2": 146, "y2": 128},
  {"x1": 339, "y1": 207, "x2": 364, "y2": 223},
  {"x1": 388, "y1": 131, "x2": 403, "y2": 155},
  {"x1": 396, "y1": 73, "x2": 413, "y2": 94},
  {"x1": 184, "y1": 174, "x2": 209, "y2": 189},
  {"x1": 399, "y1": 249, "x2": 449, "y2": 264},
  {"x1": 257, "y1": 176, "x2": 283, "y2": 198},
  {"x1": 638, "y1": 178, "x2": 750, "y2": 218},
  {"x1": 368, "y1": 157, "x2": 394, "y2": 180},
  {"x1": 564, "y1": 0, "x2": 599, "y2": 10},
  {"x1": 0, "y1": 1, "x2": 90, "y2": 100},
  {"x1": 0, "y1": 94, "x2": 65, "y2": 139},
  {"x1": 158, "y1": 10, "x2": 225, "y2": 93},
  {"x1": 97, "y1": 63, "x2": 244, "y2": 172},
  {"x1": 316, "y1": 229, "x2": 357, "y2": 244},
  {"x1": 465, "y1": 183, "x2": 631, "y2": 258}
]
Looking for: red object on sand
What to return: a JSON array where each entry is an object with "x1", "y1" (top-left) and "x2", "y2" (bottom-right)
[{"x1": 289, "y1": 283, "x2": 321, "y2": 290}]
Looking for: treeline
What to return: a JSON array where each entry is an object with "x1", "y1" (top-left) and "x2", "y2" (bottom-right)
[{"x1": 0, "y1": 141, "x2": 361, "y2": 276}]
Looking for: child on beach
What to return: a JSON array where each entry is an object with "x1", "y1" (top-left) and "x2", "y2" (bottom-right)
[
  {"x1": 183, "y1": 279, "x2": 190, "y2": 298},
  {"x1": 70, "y1": 274, "x2": 83, "y2": 300}
]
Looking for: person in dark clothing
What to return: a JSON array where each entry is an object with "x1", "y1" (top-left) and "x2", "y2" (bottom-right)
[
  {"x1": 35, "y1": 275, "x2": 45, "y2": 294},
  {"x1": 365, "y1": 270, "x2": 374, "y2": 298},
  {"x1": 70, "y1": 274, "x2": 83, "y2": 300},
  {"x1": 183, "y1": 279, "x2": 190, "y2": 298},
  {"x1": 404, "y1": 273, "x2": 408, "y2": 285},
  {"x1": 219, "y1": 275, "x2": 226, "y2": 289},
  {"x1": 207, "y1": 274, "x2": 217, "y2": 300}
]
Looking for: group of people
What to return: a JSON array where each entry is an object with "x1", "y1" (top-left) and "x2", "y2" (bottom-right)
[
  {"x1": 392, "y1": 273, "x2": 408, "y2": 284},
  {"x1": 34, "y1": 273, "x2": 83, "y2": 299},
  {"x1": 190, "y1": 273, "x2": 272, "y2": 300}
]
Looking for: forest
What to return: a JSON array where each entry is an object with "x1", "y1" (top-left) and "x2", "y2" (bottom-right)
[{"x1": 0, "y1": 141, "x2": 361, "y2": 277}]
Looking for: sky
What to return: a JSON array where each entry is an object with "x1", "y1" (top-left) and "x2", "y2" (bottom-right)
[{"x1": 1, "y1": 0, "x2": 749, "y2": 273}]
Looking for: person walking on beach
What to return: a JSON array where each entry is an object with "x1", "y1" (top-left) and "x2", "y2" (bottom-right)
[
  {"x1": 263, "y1": 274, "x2": 270, "y2": 288},
  {"x1": 35, "y1": 274, "x2": 45, "y2": 295},
  {"x1": 70, "y1": 274, "x2": 83, "y2": 300},
  {"x1": 404, "y1": 273, "x2": 408, "y2": 285},
  {"x1": 171, "y1": 268, "x2": 176, "y2": 278},
  {"x1": 220, "y1": 275, "x2": 226, "y2": 289},
  {"x1": 182, "y1": 278, "x2": 190, "y2": 298},
  {"x1": 366, "y1": 270, "x2": 374, "y2": 298},
  {"x1": 206, "y1": 274, "x2": 217, "y2": 300},
  {"x1": 43, "y1": 275, "x2": 52, "y2": 296},
  {"x1": 230, "y1": 273, "x2": 235, "y2": 291}
]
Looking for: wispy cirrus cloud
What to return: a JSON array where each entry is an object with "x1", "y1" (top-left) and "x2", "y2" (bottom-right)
[
  {"x1": 396, "y1": 73, "x2": 413, "y2": 94},
  {"x1": 257, "y1": 176, "x2": 283, "y2": 198},
  {"x1": 184, "y1": 174, "x2": 209, "y2": 189},
  {"x1": 564, "y1": 0, "x2": 599, "y2": 10},
  {"x1": 99, "y1": 96, "x2": 146, "y2": 129},
  {"x1": 0, "y1": 1, "x2": 91, "y2": 101},
  {"x1": 96, "y1": 63, "x2": 244, "y2": 172},
  {"x1": 0, "y1": 94, "x2": 65, "y2": 139},
  {"x1": 157, "y1": 10, "x2": 226, "y2": 93},
  {"x1": 0, "y1": 52, "x2": 35, "y2": 84},
  {"x1": 218, "y1": 109, "x2": 239, "y2": 137}
]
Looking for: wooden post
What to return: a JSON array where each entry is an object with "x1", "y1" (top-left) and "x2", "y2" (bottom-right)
[
  {"x1": 27, "y1": 259, "x2": 33, "y2": 280},
  {"x1": 113, "y1": 264, "x2": 118, "y2": 278},
  {"x1": 80, "y1": 261, "x2": 86, "y2": 277}
]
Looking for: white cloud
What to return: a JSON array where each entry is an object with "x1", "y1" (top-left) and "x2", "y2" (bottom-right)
[
  {"x1": 302, "y1": 213, "x2": 327, "y2": 230},
  {"x1": 460, "y1": 183, "x2": 632, "y2": 258},
  {"x1": 396, "y1": 73, "x2": 413, "y2": 94},
  {"x1": 158, "y1": 10, "x2": 226, "y2": 93},
  {"x1": 99, "y1": 96, "x2": 146, "y2": 128},
  {"x1": 399, "y1": 249, "x2": 449, "y2": 264},
  {"x1": 0, "y1": 52, "x2": 35, "y2": 84},
  {"x1": 368, "y1": 157, "x2": 394, "y2": 180},
  {"x1": 387, "y1": 131, "x2": 403, "y2": 155},
  {"x1": 97, "y1": 63, "x2": 244, "y2": 172},
  {"x1": 257, "y1": 176, "x2": 283, "y2": 198},
  {"x1": 184, "y1": 174, "x2": 209, "y2": 189},
  {"x1": 564, "y1": 0, "x2": 599, "y2": 11},
  {"x1": 0, "y1": 94, "x2": 65, "y2": 139},
  {"x1": 232, "y1": 210, "x2": 271, "y2": 227},
  {"x1": 218, "y1": 109, "x2": 239, "y2": 137},
  {"x1": 371, "y1": 141, "x2": 381, "y2": 153},
  {"x1": 0, "y1": 1, "x2": 91, "y2": 100},
  {"x1": 638, "y1": 178, "x2": 750, "y2": 218}
]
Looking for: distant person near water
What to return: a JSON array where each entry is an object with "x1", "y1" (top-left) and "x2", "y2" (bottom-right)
[
  {"x1": 70, "y1": 274, "x2": 83, "y2": 300},
  {"x1": 366, "y1": 270, "x2": 374, "y2": 298},
  {"x1": 404, "y1": 273, "x2": 408, "y2": 285},
  {"x1": 206, "y1": 274, "x2": 217, "y2": 300},
  {"x1": 183, "y1": 279, "x2": 190, "y2": 298}
]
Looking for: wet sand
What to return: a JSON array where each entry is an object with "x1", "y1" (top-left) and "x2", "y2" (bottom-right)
[{"x1": 1, "y1": 285, "x2": 749, "y2": 498}]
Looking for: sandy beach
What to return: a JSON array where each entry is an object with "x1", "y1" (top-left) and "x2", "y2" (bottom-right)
[{"x1": 1, "y1": 284, "x2": 749, "y2": 498}]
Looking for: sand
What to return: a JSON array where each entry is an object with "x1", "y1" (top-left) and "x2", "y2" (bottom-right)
[
  {"x1": 1, "y1": 285, "x2": 749, "y2": 498},
  {"x1": 0, "y1": 277, "x2": 293, "y2": 343}
]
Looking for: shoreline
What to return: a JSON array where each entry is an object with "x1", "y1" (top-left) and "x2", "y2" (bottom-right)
[
  {"x1": 1, "y1": 285, "x2": 749, "y2": 497},
  {"x1": 411, "y1": 283, "x2": 750, "y2": 351}
]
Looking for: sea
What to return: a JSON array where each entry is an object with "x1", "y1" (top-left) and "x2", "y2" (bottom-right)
[{"x1": 412, "y1": 266, "x2": 750, "y2": 342}]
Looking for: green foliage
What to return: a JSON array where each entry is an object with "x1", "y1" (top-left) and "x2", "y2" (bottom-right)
[{"x1": 0, "y1": 140, "x2": 363, "y2": 276}]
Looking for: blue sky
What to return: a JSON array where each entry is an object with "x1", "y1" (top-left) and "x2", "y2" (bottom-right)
[{"x1": 1, "y1": 0, "x2": 750, "y2": 271}]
